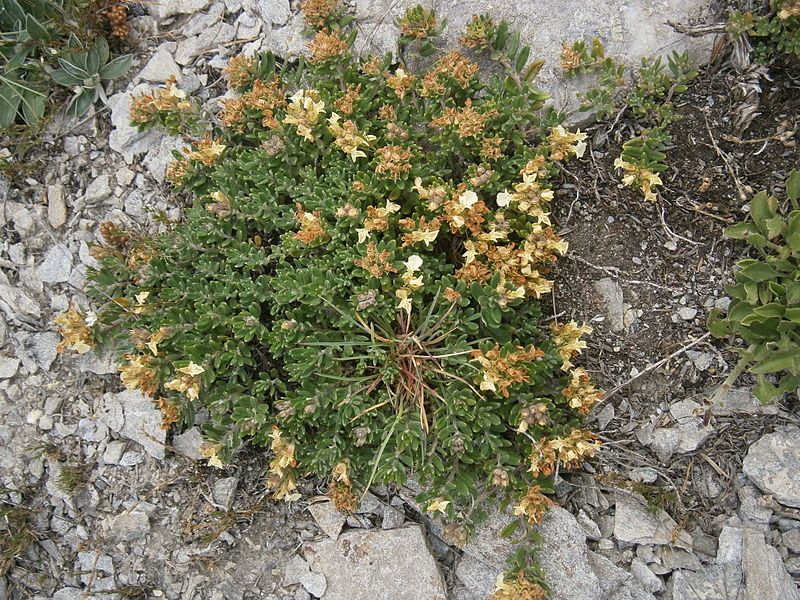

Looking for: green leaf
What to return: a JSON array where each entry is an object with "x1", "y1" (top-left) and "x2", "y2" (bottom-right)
[
  {"x1": 750, "y1": 349, "x2": 798, "y2": 374},
  {"x1": 725, "y1": 222, "x2": 758, "y2": 240},
  {"x1": 753, "y1": 303, "x2": 785, "y2": 318},
  {"x1": 752, "y1": 375, "x2": 778, "y2": 403},
  {"x1": 515, "y1": 46, "x2": 530, "y2": 71},
  {"x1": 750, "y1": 191, "x2": 777, "y2": 235},
  {"x1": 48, "y1": 67, "x2": 81, "y2": 87},
  {"x1": 765, "y1": 215, "x2": 784, "y2": 239},
  {"x1": 785, "y1": 307, "x2": 800, "y2": 323},
  {"x1": 20, "y1": 89, "x2": 45, "y2": 125},
  {"x1": 68, "y1": 87, "x2": 97, "y2": 118},
  {"x1": 99, "y1": 54, "x2": 133, "y2": 81},
  {"x1": 25, "y1": 13, "x2": 50, "y2": 40},
  {"x1": 738, "y1": 261, "x2": 778, "y2": 283},
  {"x1": 499, "y1": 520, "x2": 520, "y2": 538},
  {"x1": 785, "y1": 212, "x2": 800, "y2": 251},
  {"x1": 495, "y1": 21, "x2": 508, "y2": 50},
  {"x1": 707, "y1": 308, "x2": 730, "y2": 337},
  {"x1": 787, "y1": 170, "x2": 800, "y2": 202},
  {"x1": 506, "y1": 31, "x2": 520, "y2": 60},
  {"x1": 0, "y1": 82, "x2": 22, "y2": 128}
]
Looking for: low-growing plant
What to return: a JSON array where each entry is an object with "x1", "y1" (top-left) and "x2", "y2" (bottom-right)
[
  {"x1": 1, "y1": 500, "x2": 35, "y2": 577},
  {"x1": 562, "y1": 38, "x2": 698, "y2": 201},
  {"x1": 62, "y1": 3, "x2": 602, "y2": 592},
  {"x1": 0, "y1": 0, "x2": 131, "y2": 130},
  {"x1": 708, "y1": 170, "x2": 800, "y2": 403},
  {"x1": 729, "y1": 0, "x2": 800, "y2": 61}
]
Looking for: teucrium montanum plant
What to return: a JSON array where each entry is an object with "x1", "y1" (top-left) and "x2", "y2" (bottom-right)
[{"x1": 59, "y1": 2, "x2": 601, "y2": 591}]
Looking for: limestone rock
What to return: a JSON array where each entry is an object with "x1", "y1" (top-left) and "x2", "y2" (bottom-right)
[
  {"x1": 99, "y1": 390, "x2": 166, "y2": 459},
  {"x1": 138, "y1": 44, "x2": 182, "y2": 82},
  {"x1": 172, "y1": 427, "x2": 205, "y2": 460},
  {"x1": 212, "y1": 477, "x2": 239, "y2": 510},
  {"x1": 308, "y1": 500, "x2": 347, "y2": 540},
  {"x1": 668, "y1": 564, "x2": 743, "y2": 600},
  {"x1": 743, "y1": 426, "x2": 800, "y2": 508},
  {"x1": 108, "y1": 84, "x2": 164, "y2": 163},
  {"x1": 351, "y1": 0, "x2": 713, "y2": 113},
  {"x1": 593, "y1": 277, "x2": 625, "y2": 332},
  {"x1": 741, "y1": 528, "x2": 800, "y2": 600},
  {"x1": 537, "y1": 507, "x2": 602, "y2": 600},
  {"x1": 710, "y1": 388, "x2": 778, "y2": 416},
  {"x1": 303, "y1": 526, "x2": 447, "y2": 600},
  {"x1": 614, "y1": 491, "x2": 693, "y2": 549},
  {"x1": 0, "y1": 356, "x2": 20, "y2": 379},
  {"x1": 37, "y1": 245, "x2": 72, "y2": 284},
  {"x1": 152, "y1": 0, "x2": 211, "y2": 20},
  {"x1": 242, "y1": 0, "x2": 291, "y2": 27},
  {"x1": 47, "y1": 183, "x2": 67, "y2": 228}
]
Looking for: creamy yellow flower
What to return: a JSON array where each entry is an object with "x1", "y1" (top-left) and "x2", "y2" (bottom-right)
[
  {"x1": 396, "y1": 288, "x2": 412, "y2": 314},
  {"x1": 177, "y1": 362, "x2": 205, "y2": 376},
  {"x1": 426, "y1": 497, "x2": 450, "y2": 515},
  {"x1": 356, "y1": 228, "x2": 371, "y2": 243}
]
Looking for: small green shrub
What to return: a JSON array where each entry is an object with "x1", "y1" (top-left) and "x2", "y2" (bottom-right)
[
  {"x1": 561, "y1": 38, "x2": 698, "y2": 201},
  {"x1": 0, "y1": 0, "x2": 131, "y2": 129},
  {"x1": 729, "y1": 1, "x2": 800, "y2": 60},
  {"x1": 708, "y1": 170, "x2": 800, "y2": 403},
  {"x1": 61, "y1": 6, "x2": 601, "y2": 588}
]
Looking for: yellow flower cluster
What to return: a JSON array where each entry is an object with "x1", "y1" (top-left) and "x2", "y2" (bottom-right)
[
  {"x1": 156, "y1": 397, "x2": 180, "y2": 430},
  {"x1": 430, "y1": 99, "x2": 499, "y2": 139},
  {"x1": 396, "y1": 254, "x2": 424, "y2": 315},
  {"x1": 129, "y1": 75, "x2": 191, "y2": 125},
  {"x1": 267, "y1": 426, "x2": 299, "y2": 501},
  {"x1": 165, "y1": 157, "x2": 190, "y2": 186},
  {"x1": 185, "y1": 137, "x2": 226, "y2": 166},
  {"x1": 443, "y1": 189, "x2": 488, "y2": 235},
  {"x1": 513, "y1": 484, "x2": 555, "y2": 524},
  {"x1": 283, "y1": 89, "x2": 325, "y2": 142},
  {"x1": 399, "y1": 216, "x2": 441, "y2": 247},
  {"x1": 779, "y1": 0, "x2": 800, "y2": 19},
  {"x1": 164, "y1": 362, "x2": 205, "y2": 401},
  {"x1": 491, "y1": 573, "x2": 547, "y2": 600},
  {"x1": 357, "y1": 199, "x2": 400, "y2": 242},
  {"x1": 374, "y1": 145, "x2": 413, "y2": 180},
  {"x1": 421, "y1": 50, "x2": 479, "y2": 97},
  {"x1": 471, "y1": 344, "x2": 544, "y2": 397},
  {"x1": 517, "y1": 402, "x2": 549, "y2": 433},
  {"x1": 497, "y1": 173, "x2": 555, "y2": 224},
  {"x1": 560, "y1": 43, "x2": 583, "y2": 71},
  {"x1": 55, "y1": 306, "x2": 95, "y2": 354},
  {"x1": 548, "y1": 125, "x2": 588, "y2": 161},
  {"x1": 327, "y1": 112, "x2": 376, "y2": 161},
  {"x1": 293, "y1": 205, "x2": 328, "y2": 244},
  {"x1": 328, "y1": 461, "x2": 358, "y2": 512},
  {"x1": 223, "y1": 54, "x2": 256, "y2": 90},
  {"x1": 562, "y1": 367, "x2": 603, "y2": 415},
  {"x1": 398, "y1": 8, "x2": 438, "y2": 38},
  {"x1": 220, "y1": 76, "x2": 286, "y2": 130},
  {"x1": 308, "y1": 29, "x2": 349, "y2": 64},
  {"x1": 613, "y1": 158, "x2": 662, "y2": 201},
  {"x1": 119, "y1": 354, "x2": 159, "y2": 397},
  {"x1": 529, "y1": 429, "x2": 600, "y2": 477},
  {"x1": 354, "y1": 242, "x2": 397, "y2": 278},
  {"x1": 334, "y1": 83, "x2": 361, "y2": 115},
  {"x1": 385, "y1": 68, "x2": 416, "y2": 99},
  {"x1": 300, "y1": 0, "x2": 338, "y2": 28},
  {"x1": 550, "y1": 321, "x2": 592, "y2": 370}
]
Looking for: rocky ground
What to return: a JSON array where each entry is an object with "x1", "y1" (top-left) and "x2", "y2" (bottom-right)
[{"x1": 2, "y1": 1, "x2": 800, "y2": 599}]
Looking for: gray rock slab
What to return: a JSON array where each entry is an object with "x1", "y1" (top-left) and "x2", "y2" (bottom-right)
[
  {"x1": 172, "y1": 427, "x2": 205, "y2": 460},
  {"x1": 138, "y1": 44, "x2": 182, "y2": 82},
  {"x1": 454, "y1": 554, "x2": 496, "y2": 600},
  {"x1": 47, "y1": 183, "x2": 67, "y2": 228},
  {"x1": 308, "y1": 500, "x2": 347, "y2": 540},
  {"x1": 212, "y1": 477, "x2": 239, "y2": 510},
  {"x1": 303, "y1": 525, "x2": 447, "y2": 600},
  {"x1": 710, "y1": 388, "x2": 778, "y2": 416},
  {"x1": 668, "y1": 564, "x2": 743, "y2": 600},
  {"x1": 37, "y1": 245, "x2": 72, "y2": 284},
  {"x1": 742, "y1": 528, "x2": 800, "y2": 600},
  {"x1": 537, "y1": 507, "x2": 602, "y2": 600},
  {"x1": 152, "y1": 0, "x2": 211, "y2": 20},
  {"x1": 111, "y1": 507, "x2": 151, "y2": 541},
  {"x1": 0, "y1": 355, "x2": 20, "y2": 379},
  {"x1": 108, "y1": 84, "x2": 164, "y2": 163},
  {"x1": 0, "y1": 284, "x2": 41, "y2": 320},
  {"x1": 99, "y1": 390, "x2": 165, "y2": 459},
  {"x1": 743, "y1": 426, "x2": 800, "y2": 508},
  {"x1": 593, "y1": 277, "x2": 625, "y2": 332},
  {"x1": 588, "y1": 551, "x2": 656, "y2": 600},
  {"x1": 614, "y1": 491, "x2": 693, "y2": 549}
]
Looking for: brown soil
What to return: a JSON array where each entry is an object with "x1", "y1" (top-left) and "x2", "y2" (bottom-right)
[{"x1": 551, "y1": 55, "x2": 800, "y2": 526}]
